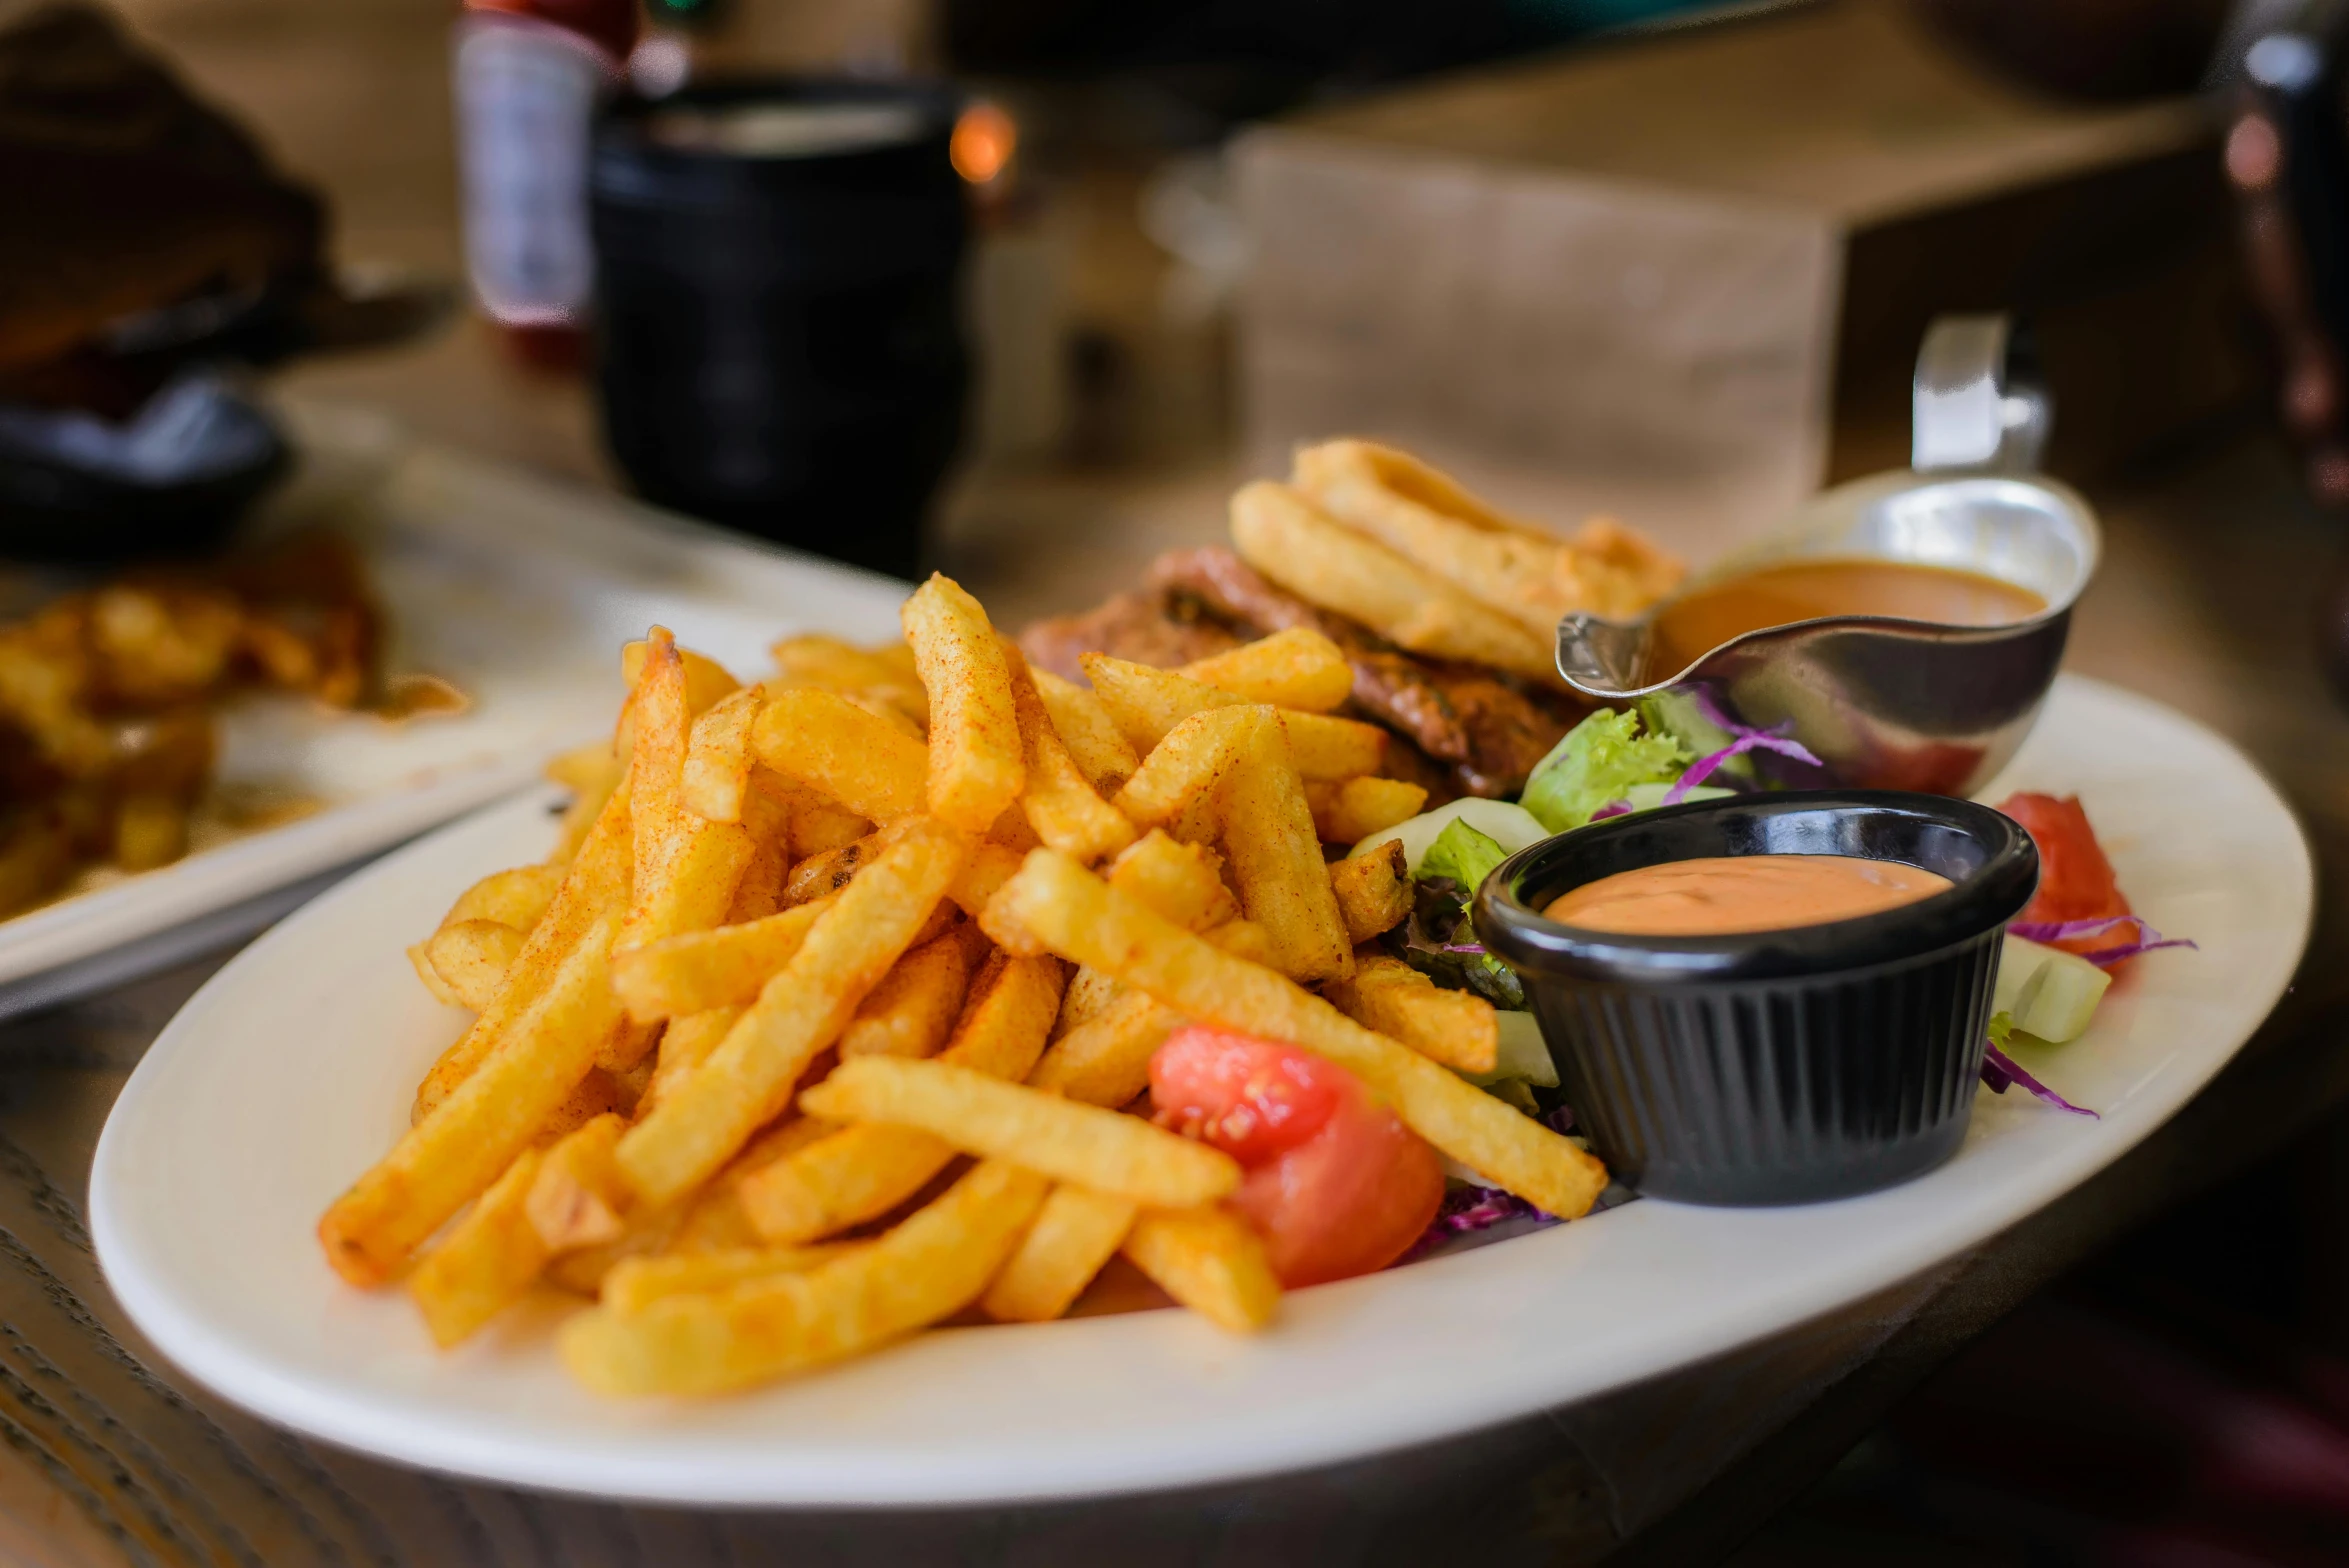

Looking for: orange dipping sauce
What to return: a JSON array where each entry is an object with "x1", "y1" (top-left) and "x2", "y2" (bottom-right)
[
  {"x1": 1544, "y1": 855, "x2": 1952, "y2": 937},
  {"x1": 1649, "y1": 558, "x2": 2044, "y2": 681}
]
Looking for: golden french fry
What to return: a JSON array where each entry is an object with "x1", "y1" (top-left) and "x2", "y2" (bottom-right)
[
  {"x1": 1203, "y1": 915, "x2": 1275, "y2": 967},
  {"x1": 1031, "y1": 667, "x2": 1139, "y2": 794},
  {"x1": 1309, "y1": 777, "x2": 1429, "y2": 845},
  {"x1": 412, "y1": 771, "x2": 633, "y2": 1124},
  {"x1": 560, "y1": 1160, "x2": 1049, "y2": 1396},
  {"x1": 950, "y1": 840, "x2": 1026, "y2": 922},
  {"x1": 902, "y1": 574, "x2": 1025, "y2": 834},
  {"x1": 112, "y1": 792, "x2": 188, "y2": 870},
  {"x1": 1122, "y1": 1206, "x2": 1280, "y2": 1333},
  {"x1": 423, "y1": 919, "x2": 526, "y2": 1011},
  {"x1": 1291, "y1": 438, "x2": 1682, "y2": 631},
  {"x1": 1107, "y1": 830, "x2": 1237, "y2": 932},
  {"x1": 753, "y1": 687, "x2": 928, "y2": 823},
  {"x1": 770, "y1": 633, "x2": 929, "y2": 729},
  {"x1": 982, "y1": 1184, "x2": 1137, "y2": 1322},
  {"x1": 801, "y1": 1057, "x2": 1240, "y2": 1208},
  {"x1": 643, "y1": 1004, "x2": 739, "y2": 1111},
  {"x1": 1324, "y1": 952, "x2": 1498, "y2": 1075},
  {"x1": 838, "y1": 933, "x2": 970, "y2": 1058},
  {"x1": 1329, "y1": 839, "x2": 1413, "y2": 945},
  {"x1": 1178, "y1": 627, "x2": 1353, "y2": 713},
  {"x1": 1055, "y1": 965, "x2": 1121, "y2": 1037},
  {"x1": 602, "y1": 1243, "x2": 862, "y2": 1315},
  {"x1": 1216, "y1": 708, "x2": 1352, "y2": 983},
  {"x1": 983, "y1": 850, "x2": 1608, "y2": 1220},
  {"x1": 724, "y1": 773, "x2": 793, "y2": 922},
  {"x1": 534, "y1": 1067, "x2": 630, "y2": 1148},
  {"x1": 615, "y1": 633, "x2": 757, "y2": 957},
  {"x1": 325, "y1": 908, "x2": 626, "y2": 1286},
  {"x1": 680, "y1": 685, "x2": 762, "y2": 823},
  {"x1": 620, "y1": 638, "x2": 740, "y2": 715},
  {"x1": 1111, "y1": 705, "x2": 1252, "y2": 842},
  {"x1": 409, "y1": 940, "x2": 465, "y2": 1006},
  {"x1": 408, "y1": 1149, "x2": 551, "y2": 1348},
  {"x1": 783, "y1": 832, "x2": 876, "y2": 906},
  {"x1": 1003, "y1": 641, "x2": 1136, "y2": 864},
  {"x1": 1230, "y1": 481, "x2": 1564, "y2": 686},
  {"x1": 611, "y1": 899, "x2": 829, "y2": 1022},
  {"x1": 1027, "y1": 989, "x2": 1182, "y2": 1108},
  {"x1": 787, "y1": 793, "x2": 872, "y2": 859},
  {"x1": 616, "y1": 819, "x2": 968, "y2": 1207},
  {"x1": 442, "y1": 863, "x2": 566, "y2": 932},
  {"x1": 1082, "y1": 653, "x2": 1386, "y2": 781},
  {"x1": 738, "y1": 950, "x2": 1063, "y2": 1242},
  {"x1": 547, "y1": 746, "x2": 623, "y2": 864},
  {"x1": 526, "y1": 1113, "x2": 630, "y2": 1251}
]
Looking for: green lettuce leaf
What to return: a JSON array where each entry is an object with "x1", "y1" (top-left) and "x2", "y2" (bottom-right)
[
  {"x1": 1419, "y1": 819, "x2": 1510, "y2": 895},
  {"x1": 1519, "y1": 711, "x2": 1690, "y2": 833}
]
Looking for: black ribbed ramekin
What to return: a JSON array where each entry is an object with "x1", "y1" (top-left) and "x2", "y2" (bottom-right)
[{"x1": 1474, "y1": 792, "x2": 2038, "y2": 1206}]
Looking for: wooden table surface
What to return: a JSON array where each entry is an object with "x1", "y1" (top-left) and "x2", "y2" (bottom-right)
[{"x1": 8, "y1": 2, "x2": 2348, "y2": 1562}]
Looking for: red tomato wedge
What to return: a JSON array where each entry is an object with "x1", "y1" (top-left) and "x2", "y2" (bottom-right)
[
  {"x1": 1151, "y1": 1026, "x2": 1443, "y2": 1288},
  {"x1": 1998, "y1": 792, "x2": 2134, "y2": 961}
]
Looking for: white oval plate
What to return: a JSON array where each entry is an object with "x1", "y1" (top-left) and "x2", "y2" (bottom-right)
[{"x1": 91, "y1": 675, "x2": 2310, "y2": 1508}]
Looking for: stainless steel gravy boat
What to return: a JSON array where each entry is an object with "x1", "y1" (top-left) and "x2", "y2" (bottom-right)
[{"x1": 1553, "y1": 317, "x2": 2100, "y2": 797}]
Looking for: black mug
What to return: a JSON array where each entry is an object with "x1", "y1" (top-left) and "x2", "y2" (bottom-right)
[{"x1": 590, "y1": 80, "x2": 969, "y2": 579}]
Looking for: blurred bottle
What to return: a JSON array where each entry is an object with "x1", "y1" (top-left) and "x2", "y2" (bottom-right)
[{"x1": 452, "y1": 0, "x2": 638, "y2": 371}]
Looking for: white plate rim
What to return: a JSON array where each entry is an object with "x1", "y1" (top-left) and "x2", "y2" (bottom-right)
[{"x1": 88, "y1": 674, "x2": 2314, "y2": 1506}]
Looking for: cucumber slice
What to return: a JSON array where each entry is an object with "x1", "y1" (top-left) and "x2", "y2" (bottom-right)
[
  {"x1": 1617, "y1": 781, "x2": 1736, "y2": 813},
  {"x1": 1351, "y1": 798, "x2": 1549, "y2": 876},
  {"x1": 1992, "y1": 934, "x2": 2111, "y2": 1044}
]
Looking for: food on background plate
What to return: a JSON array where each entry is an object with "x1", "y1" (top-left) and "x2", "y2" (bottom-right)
[
  {"x1": 0, "y1": 532, "x2": 454, "y2": 914},
  {"x1": 331, "y1": 569, "x2": 1602, "y2": 1398},
  {"x1": 1644, "y1": 558, "x2": 2048, "y2": 683}
]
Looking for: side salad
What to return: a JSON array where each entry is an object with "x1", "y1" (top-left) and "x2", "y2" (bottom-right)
[{"x1": 1342, "y1": 699, "x2": 2192, "y2": 1129}]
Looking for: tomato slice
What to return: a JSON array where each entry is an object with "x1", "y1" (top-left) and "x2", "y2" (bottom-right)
[
  {"x1": 1151, "y1": 1026, "x2": 1443, "y2": 1288},
  {"x1": 1998, "y1": 792, "x2": 2134, "y2": 960}
]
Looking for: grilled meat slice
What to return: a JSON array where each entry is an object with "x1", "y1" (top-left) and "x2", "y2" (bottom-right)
[
  {"x1": 1017, "y1": 588, "x2": 1239, "y2": 684},
  {"x1": 1149, "y1": 547, "x2": 1582, "y2": 797}
]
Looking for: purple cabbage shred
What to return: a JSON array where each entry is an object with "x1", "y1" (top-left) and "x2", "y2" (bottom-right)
[
  {"x1": 1661, "y1": 689, "x2": 1825, "y2": 806},
  {"x1": 1980, "y1": 1040, "x2": 2099, "y2": 1118},
  {"x1": 2007, "y1": 914, "x2": 2196, "y2": 969}
]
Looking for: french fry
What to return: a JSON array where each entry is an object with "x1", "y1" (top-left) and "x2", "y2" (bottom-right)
[
  {"x1": 1215, "y1": 708, "x2": 1352, "y2": 983},
  {"x1": 560, "y1": 1159, "x2": 1049, "y2": 1396},
  {"x1": 422, "y1": 919, "x2": 526, "y2": 1011},
  {"x1": 783, "y1": 832, "x2": 878, "y2": 906},
  {"x1": 1229, "y1": 481, "x2": 1563, "y2": 686},
  {"x1": 324, "y1": 908, "x2": 626, "y2": 1286},
  {"x1": 408, "y1": 1149, "x2": 550, "y2": 1348},
  {"x1": 1178, "y1": 627, "x2": 1353, "y2": 713},
  {"x1": 1107, "y1": 830, "x2": 1237, "y2": 932},
  {"x1": 411, "y1": 771, "x2": 633, "y2": 1124},
  {"x1": 724, "y1": 773, "x2": 793, "y2": 922},
  {"x1": 680, "y1": 685, "x2": 762, "y2": 823},
  {"x1": 602, "y1": 1243, "x2": 862, "y2": 1315},
  {"x1": 1292, "y1": 438, "x2": 1683, "y2": 631},
  {"x1": 1031, "y1": 667, "x2": 1139, "y2": 794},
  {"x1": 771, "y1": 633, "x2": 928, "y2": 729},
  {"x1": 1323, "y1": 952, "x2": 1498, "y2": 1075},
  {"x1": 1122, "y1": 1206, "x2": 1281, "y2": 1333},
  {"x1": 643, "y1": 1004, "x2": 740, "y2": 1110},
  {"x1": 800, "y1": 1057, "x2": 1241, "y2": 1208},
  {"x1": 1111, "y1": 705, "x2": 1252, "y2": 842},
  {"x1": 1329, "y1": 839, "x2": 1413, "y2": 944},
  {"x1": 902, "y1": 574, "x2": 1025, "y2": 834},
  {"x1": 753, "y1": 687, "x2": 928, "y2": 823},
  {"x1": 838, "y1": 933, "x2": 970, "y2": 1058},
  {"x1": 620, "y1": 638, "x2": 740, "y2": 715},
  {"x1": 617, "y1": 633, "x2": 756, "y2": 956},
  {"x1": 788, "y1": 794, "x2": 872, "y2": 858},
  {"x1": 440, "y1": 863, "x2": 566, "y2": 932},
  {"x1": 112, "y1": 793, "x2": 188, "y2": 870},
  {"x1": 526, "y1": 1112, "x2": 630, "y2": 1251},
  {"x1": 1055, "y1": 965, "x2": 1122, "y2": 1037},
  {"x1": 1003, "y1": 641, "x2": 1136, "y2": 864},
  {"x1": 1082, "y1": 653, "x2": 1386, "y2": 781},
  {"x1": 616, "y1": 819, "x2": 968, "y2": 1207},
  {"x1": 951, "y1": 841, "x2": 1027, "y2": 922},
  {"x1": 408, "y1": 940, "x2": 464, "y2": 1006},
  {"x1": 982, "y1": 850, "x2": 1608, "y2": 1220},
  {"x1": 738, "y1": 951, "x2": 1064, "y2": 1242},
  {"x1": 611, "y1": 899, "x2": 829, "y2": 1022},
  {"x1": 1027, "y1": 989, "x2": 1182, "y2": 1108},
  {"x1": 1309, "y1": 777, "x2": 1429, "y2": 846},
  {"x1": 981, "y1": 1184, "x2": 1137, "y2": 1322},
  {"x1": 546, "y1": 745, "x2": 623, "y2": 863}
]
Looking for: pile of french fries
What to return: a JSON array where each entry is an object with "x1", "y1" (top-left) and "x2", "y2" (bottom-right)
[{"x1": 323, "y1": 574, "x2": 1608, "y2": 1397}]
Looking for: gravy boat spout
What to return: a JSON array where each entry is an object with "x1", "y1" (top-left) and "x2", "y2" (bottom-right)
[{"x1": 1555, "y1": 471, "x2": 2100, "y2": 797}]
